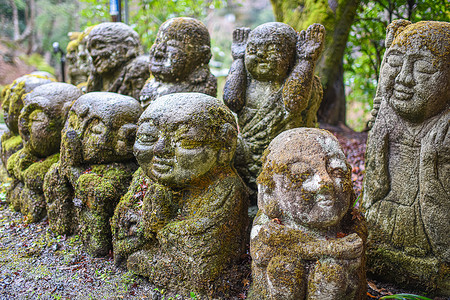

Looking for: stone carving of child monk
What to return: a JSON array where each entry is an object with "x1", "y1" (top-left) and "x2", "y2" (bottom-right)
[
  {"x1": 250, "y1": 128, "x2": 367, "y2": 300},
  {"x1": 223, "y1": 22, "x2": 325, "y2": 196},
  {"x1": 363, "y1": 21, "x2": 450, "y2": 294},
  {"x1": 1, "y1": 74, "x2": 54, "y2": 168},
  {"x1": 111, "y1": 93, "x2": 248, "y2": 296},
  {"x1": 139, "y1": 18, "x2": 217, "y2": 109},
  {"x1": 86, "y1": 22, "x2": 149, "y2": 100},
  {"x1": 66, "y1": 31, "x2": 85, "y2": 86},
  {"x1": 44, "y1": 92, "x2": 142, "y2": 256},
  {"x1": 6, "y1": 82, "x2": 81, "y2": 222}
]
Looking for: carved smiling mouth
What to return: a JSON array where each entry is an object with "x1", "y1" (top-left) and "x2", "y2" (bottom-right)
[
  {"x1": 151, "y1": 156, "x2": 175, "y2": 174},
  {"x1": 393, "y1": 85, "x2": 414, "y2": 101}
]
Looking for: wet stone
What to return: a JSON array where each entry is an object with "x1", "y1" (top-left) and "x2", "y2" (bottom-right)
[
  {"x1": 249, "y1": 128, "x2": 367, "y2": 300},
  {"x1": 362, "y1": 20, "x2": 450, "y2": 296},
  {"x1": 223, "y1": 22, "x2": 325, "y2": 201}
]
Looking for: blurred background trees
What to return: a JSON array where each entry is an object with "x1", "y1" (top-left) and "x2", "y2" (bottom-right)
[{"x1": 0, "y1": 0, "x2": 448, "y2": 130}]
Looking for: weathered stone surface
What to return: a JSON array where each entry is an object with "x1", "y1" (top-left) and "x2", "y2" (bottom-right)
[
  {"x1": 249, "y1": 128, "x2": 367, "y2": 300},
  {"x1": 86, "y1": 22, "x2": 149, "y2": 100},
  {"x1": 223, "y1": 22, "x2": 324, "y2": 199},
  {"x1": 66, "y1": 31, "x2": 85, "y2": 86},
  {"x1": 1, "y1": 74, "x2": 54, "y2": 168},
  {"x1": 44, "y1": 92, "x2": 142, "y2": 256},
  {"x1": 6, "y1": 82, "x2": 81, "y2": 222},
  {"x1": 363, "y1": 21, "x2": 450, "y2": 295},
  {"x1": 111, "y1": 93, "x2": 248, "y2": 297},
  {"x1": 139, "y1": 18, "x2": 217, "y2": 109}
]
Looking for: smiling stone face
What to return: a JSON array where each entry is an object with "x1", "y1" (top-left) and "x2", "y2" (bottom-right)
[
  {"x1": 87, "y1": 22, "x2": 141, "y2": 75},
  {"x1": 380, "y1": 21, "x2": 450, "y2": 123},
  {"x1": 134, "y1": 92, "x2": 237, "y2": 188},
  {"x1": 149, "y1": 17, "x2": 212, "y2": 82},
  {"x1": 60, "y1": 92, "x2": 142, "y2": 167},
  {"x1": 244, "y1": 22, "x2": 296, "y2": 82},
  {"x1": 258, "y1": 128, "x2": 353, "y2": 228}
]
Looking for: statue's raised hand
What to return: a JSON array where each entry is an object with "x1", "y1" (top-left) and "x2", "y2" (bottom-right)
[
  {"x1": 231, "y1": 27, "x2": 251, "y2": 60},
  {"x1": 297, "y1": 23, "x2": 325, "y2": 61}
]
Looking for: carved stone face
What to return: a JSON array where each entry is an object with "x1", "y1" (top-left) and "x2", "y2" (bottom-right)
[
  {"x1": 149, "y1": 18, "x2": 211, "y2": 82},
  {"x1": 258, "y1": 129, "x2": 352, "y2": 228},
  {"x1": 18, "y1": 82, "x2": 82, "y2": 157},
  {"x1": 134, "y1": 93, "x2": 237, "y2": 188},
  {"x1": 380, "y1": 21, "x2": 450, "y2": 123},
  {"x1": 2, "y1": 75, "x2": 54, "y2": 135},
  {"x1": 61, "y1": 92, "x2": 142, "y2": 166},
  {"x1": 245, "y1": 22, "x2": 296, "y2": 82},
  {"x1": 87, "y1": 22, "x2": 141, "y2": 75},
  {"x1": 77, "y1": 25, "x2": 96, "y2": 77}
]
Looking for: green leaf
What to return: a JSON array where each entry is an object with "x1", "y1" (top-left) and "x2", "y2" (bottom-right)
[{"x1": 380, "y1": 294, "x2": 433, "y2": 300}]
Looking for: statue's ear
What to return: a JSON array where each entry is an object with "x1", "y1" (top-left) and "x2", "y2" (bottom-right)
[
  {"x1": 115, "y1": 123, "x2": 137, "y2": 157},
  {"x1": 199, "y1": 45, "x2": 212, "y2": 65},
  {"x1": 385, "y1": 19, "x2": 412, "y2": 48},
  {"x1": 217, "y1": 123, "x2": 238, "y2": 165},
  {"x1": 124, "y1": 37, "x2": 140, "y2": 58}
]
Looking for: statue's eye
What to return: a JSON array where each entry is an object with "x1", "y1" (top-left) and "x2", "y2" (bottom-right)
[
  {"x1": 136, "y1": 124, "x2": 158, "y2": 144},
  {"x1": 387, "y1": 54, "x2": 403, "y2": 67},
  {"x1": 30, "y1": 111, "x2": 47, "y2": 122},
  {"x1": 415, "y1": 60, "x2": 435, "y2": 74},
  {"x1": 137, "y1": 133, "x2": 158, "y2": 144},
  {"x1": 89, "y1": 121, "x2": 107, "y2": 135}
]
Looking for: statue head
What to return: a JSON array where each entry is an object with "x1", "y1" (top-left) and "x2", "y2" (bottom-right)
[
  {"x1": 87, "y1": 22, "x2": 141, "y2": 75},
  {"x1": 18, "y1": 82, "x2": 81, "y2": 157},
  {"x1": 257, "y1": 128, "x2": 353, "y2": 229},
  {"x1": 61, "y1": 92, "x2": 142, "y2": 166},
  {"x1": 67, "y1": 32, "x2": 85, "y2": 85},
  {"x1": 77, "y1": 25, "x2": 96, "y2": 78},
  {"x1": 2, "y1": 74, "x2": 54, "y2": 135},
  {"x1": 380, "y1": 21, "x2": 450, "y2": 123},
  {"x1": 149, "y1": 17, "x2": 212, "y2": 82},
  {"x1": 245, "y1": 22, "x2": 297, "y2": 82},
  {"x1": 134, "y1": 92, "x2": 237, "y2": 188}
]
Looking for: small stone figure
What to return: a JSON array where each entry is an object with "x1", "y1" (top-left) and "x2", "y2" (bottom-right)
[
  {"x1": 44, "y1": 92, "x2": 142, "y2": 256},
  {"x1": 66, "y1": 32, "x2": 86, "y2": 86},
  {"x1": 111, "y1": 93, "x2": 248, "y2": 296},
  {"x1": 223, "y1": 22, "x2": 324, "y2": 196},
  {"x1": 249, "y1": 128, "x2": 367, "y2": 300},
  {"x1": 363, "y1": 21, "x2": 450, "y2": 294},
  {"x1": 86, "y1": 22, "x2": 149, "y2": 100},
  {"x1": 139, "y1": 17, "x2": 217, "y2": 108},
  {"x1": 6, "y1": 82, "x2": 81, "y2": 222},
  {"x1": 1, "y1": 74, "x2": 54, "y2": 168}
]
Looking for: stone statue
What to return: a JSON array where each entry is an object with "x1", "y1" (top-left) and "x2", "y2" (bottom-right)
[
  {"x1": 66, "y1": 31, "x2": 87, "y2": 86},
  {"x1": 223, "y1": 22, "x2": 324, "y2": 197},
  {"x1": 1, "y1": 74, "x2": 54, "y2": 168},
  {"x1": 44, "y1": 92, "x2": 142, "y2": 256},
  {"x1": 6, "y1": 82, "x2": 81, "y2": 222},
  {"x1": 139, "y1": 18, "x2": 217, "y2": 108},
  {"x1": 86, "y1": 22, "x2": 149, "y2": 100},
  {"x1": 250, "y1": 128, "x2": 367, "y2": 300},
  {"x1": 111, "y1": 93, "x2": 248, "y2": 297},
  {"x1": 363, "y1": 21, "x2": 450, "y2": 295}
]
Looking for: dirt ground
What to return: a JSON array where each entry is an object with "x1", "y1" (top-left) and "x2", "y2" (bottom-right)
[{"x1": 0, "y1": 124, "x2": 445, "y2": 300}]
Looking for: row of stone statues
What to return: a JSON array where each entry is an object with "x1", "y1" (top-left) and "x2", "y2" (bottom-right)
[{"x1": 0, "y1": 17, "x2": 448, "y2": 298}]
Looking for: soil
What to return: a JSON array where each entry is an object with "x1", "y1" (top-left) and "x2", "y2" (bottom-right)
[{"x1": 0, "y1": 123, "x2": 446, "y2": 300}]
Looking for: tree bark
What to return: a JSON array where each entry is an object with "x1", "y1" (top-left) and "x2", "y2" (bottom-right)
[
  {"x1": 270, "y1": 0, "x2": 360, "y2": 124},
  {"x1": 9, "y1": 0, "x2": 20, "y2": 40}
]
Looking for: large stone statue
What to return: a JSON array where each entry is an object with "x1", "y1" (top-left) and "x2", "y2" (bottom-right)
[
  {"x1": 111, "y1": 93, "x2": 248, "y2": 297},
  {"x1": 223, "y1": 22, "x2": 324, "y2": 197},
  {"x1": 6, "y1": 82, "x2": 81, "y2": 222},
  {"x1": 139, "y1": 18, "x2": 217, "y2": 108},
  {"x1": 86, "y1": 22, "x2": 149, "y2": 100},
  {"x1": 250, "y1": 128, "x2": 367, "y2": 300},
  {"x1": 1, "y1": 74, "x2": 54, "y2": 168},
  {"x1": 44, "y1": 92, "x2": 142, "y2": 257},
  {"x1": 363, "y1": 21, "x2": 450, "y2": 295}
]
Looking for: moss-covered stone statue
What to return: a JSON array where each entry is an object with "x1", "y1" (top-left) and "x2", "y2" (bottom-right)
[
  {"x1": 66, "y1": 32, "x2": 86, "y2": 86},
  {"x1": 6, "y1": 82, "x2": 81, "y2": 222},
  {"x1": 223, "y1": 22, "x2": 324, "y2": 198},
  {"x1": 44, "y1": 92, "x2": 142, "y2": 257},
  {"x1": 362, "y1": 21, "x2": 450, "y2": 295},
  {"x1": 1, "y1": 74, "x2": 55, "y2": 169},
  {"x1": 86, "y1": 22, "x2": 149, "y2": 100},
  {"x1": 139, "y1": 18, "x2": 217, "y2": 108},
  {"x1": 250, "y1": 128, "x2": 367, "y2": 300},
  {"x1": 111, "y1": 93, "x2": 248, "y2": 297}
]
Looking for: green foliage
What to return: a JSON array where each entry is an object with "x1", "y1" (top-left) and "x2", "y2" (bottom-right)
[
  {"x1": 380, "y1": 294, "x2": 432, "y2": 300},
  {"x1": 344, "y1": 0, "x2": 450, "y2": 130},
  {"x1": 19, "y1": 53, "x2": 55, "y2": 75}
]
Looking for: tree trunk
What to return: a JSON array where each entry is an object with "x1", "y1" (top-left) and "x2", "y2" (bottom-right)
[
  {"x1": 270, "y1": 0, "x2": 360, "y2": 124},
  {"x1": 9, "y1": 0, "x2": 20, "y2": 40}
]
